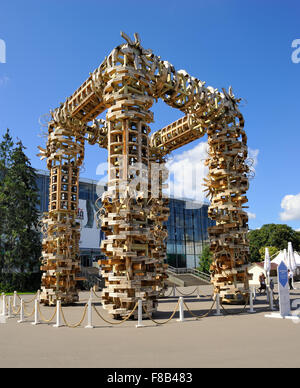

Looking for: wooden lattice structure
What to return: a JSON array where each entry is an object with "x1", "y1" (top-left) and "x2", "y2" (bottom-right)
[{"x1": 38, "y1": 32, "x2": 251, "y2": 312}]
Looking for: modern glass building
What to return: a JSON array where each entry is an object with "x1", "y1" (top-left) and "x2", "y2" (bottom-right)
[{"x1": 36, "y1": 170, "x2": 215, "y2": 269}]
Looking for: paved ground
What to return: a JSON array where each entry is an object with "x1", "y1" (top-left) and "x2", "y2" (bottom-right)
[{"x1": 1, "y1": 285, "x2": 300, "y2": 368}]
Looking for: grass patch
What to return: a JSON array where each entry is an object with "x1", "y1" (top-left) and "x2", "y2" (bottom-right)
[{"x1": 1, "y1": 292, "x2": 37, "y2": 296}]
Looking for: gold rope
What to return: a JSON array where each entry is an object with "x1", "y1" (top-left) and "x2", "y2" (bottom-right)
[
  {"x1": 220, "y1": 294, "x2": 249, "y2": 315},
  {"x1": 92, "y1": 302, "x2": 138, "y2": 325},
  {"x1": 92, "y1": 289, "x2": 102, "y2": 299},
  {"x1": 11, "y1": 305, "x2": 21, "y2": 315},
  {"x1": 175, "y1": 287, "x2": 198, "y2": 296},
  {"x1": 37, "y1": 304, "x2": 57, "y2": 323},
  {"x1": 23, "y1": 305, "x2": 35, "y2": 318},
  {"x1": 142, "y1": 300, "x2": 180, "y2": 325},
  {"x1": 183, "y1": 299, "x2": 216, "y2": 319},
  {"x1": 60, "y1": 304, "x2": 88, "y2": 328},
  {"x1": 16, "y1": 292, "x2": 38, "y2": 304}
]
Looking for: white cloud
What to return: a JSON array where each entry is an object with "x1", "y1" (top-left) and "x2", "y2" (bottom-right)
[
  {"x1": 248, "y1": 148, "x2": 259, "y2": 168},
  {"x1": 280, "y1": 193, "x2": 300, "y2": 221},
  {"x1": 247, "y1": 212, "x2": 256, "y2": 220},
  {"x1": 165, "y1": 143, "x2": 259, "y2": 207},
  {"x1": 166, "y1": 141, "x2": 209, "y2": 205}
]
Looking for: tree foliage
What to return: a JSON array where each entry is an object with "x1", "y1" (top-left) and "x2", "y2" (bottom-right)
[
  {"x1": 0, "y1": 130, "x2": 41, "y2": 290},
  {"x1": 258, "y1": 246, "x2": 279, "y2": 262},
  {"x1": 198, "y1": 244, "x2": 213, "y2": 274},
  {"x1": 248, "y1": 224, "x2": 300, "y2": 263}
]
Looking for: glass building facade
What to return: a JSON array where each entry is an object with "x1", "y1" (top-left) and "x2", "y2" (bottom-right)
[{"x1": 36, "y1": 170, "x2": 215, "y2": 269}]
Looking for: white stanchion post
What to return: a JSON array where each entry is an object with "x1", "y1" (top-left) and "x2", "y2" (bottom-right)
[
  {"x1": 13, "y1": 291, "x2": 17, "y2": 308},
  {"x1": 85, "y1": 299, "x2": 94, "y2": 329},
  {"x1": 173, "y1": 285, "x2": 176, "y2": 298},
  {"x1": 248, "y1": 290, "x2": 255, "y2": 313},
  {"x1": 136, "y1": 299, "x2": 144, "y2": 328},
  {"x1": 214, "y1": 293, "x2": 223, "y2": 316},
  {"x1": 18, "y1": 299, "x2": 25, "y2": 323},
  {"x1": 253, "y1": 286, "x2": 257, "y2": 302},
  {"x1": 7, "y1": 296, "x2": 12, "y2": 318},
  {"x1": 177, "y1": 297, "x2": 185, "y2": 322},
  {"x1": 1, "y1": 294, "x2": 7, "y2": 317},
  {"x1": 32, "y1": 299, "x2": 40, "y2": 325},
  {"x1": 270, "y1": 289, "x2": 275, "y2": 311},
  {"x1": 197, "y1": 287, "x2": 201, "y2": 299},
  {"x1": 37, "y1": 290, "x2": 41, "y2": 302},
  {"x1": 53, "y1": 300, "x2": 62, "y2": 328}
]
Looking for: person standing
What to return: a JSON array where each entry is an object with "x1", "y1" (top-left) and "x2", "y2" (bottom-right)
[{"x1": 259, "y1": 273, "x2": 267, "y2": 295}]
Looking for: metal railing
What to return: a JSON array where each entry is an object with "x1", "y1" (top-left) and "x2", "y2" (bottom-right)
[{"x1": 167, "y1": 266, "x2": 211, "y2": 283}]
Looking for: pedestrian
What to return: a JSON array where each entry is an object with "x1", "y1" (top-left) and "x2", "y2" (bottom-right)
[
  {"x1": 288, "y1": 270, "x2": 294, "y2": 290},
  {"x1": 259, "y1": 272, "x2": 267, "y2": 295}
]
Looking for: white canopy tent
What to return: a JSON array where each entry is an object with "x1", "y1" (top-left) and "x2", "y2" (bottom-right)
[{"x1": 272, "y1": 250, "x2": 300, "y2": 266}]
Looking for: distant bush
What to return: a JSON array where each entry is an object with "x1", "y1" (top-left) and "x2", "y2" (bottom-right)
[{"x1": 0, "y1": 272, "x2": 42, "y2": 293}]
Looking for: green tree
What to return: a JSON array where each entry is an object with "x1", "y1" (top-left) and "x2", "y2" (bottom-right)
[
  {"x1": 258, "y1": 246, "x2": 279, "y2": 262},
  {"x1": 4, "y1": 141, "x2": 41, "y2": 272},
  {"x1": 0, "y1": 129, "x2": 14, "y2": 273},
  {"x1": 199, "y1": 244, "x2": 213, "y2": 274},
  {"x1": 0, "y1": 135, "x2": 42, "y2": 291},
  {"x1": 248, "y1": 224, "x2": 300, "y2": 262}
]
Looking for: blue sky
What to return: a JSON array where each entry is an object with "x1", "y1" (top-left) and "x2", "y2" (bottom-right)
[{"x1": 0, "y1": 0, "x2": 299, "y2": 231}]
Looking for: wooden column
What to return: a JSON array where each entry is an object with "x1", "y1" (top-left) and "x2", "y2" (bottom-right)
[
  {"x1": 205, "y1": 117, "x2": 251, "y2": 303},
  {"x1": 40, "y1": 122, "x2": 84, "y2": 305},
  {"x1": 98, "y1": 53, "x2": 164, "y2": 318}
]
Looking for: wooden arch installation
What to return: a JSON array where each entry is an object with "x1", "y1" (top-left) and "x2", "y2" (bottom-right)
[{"x1": 38, "y1": 32, "x2": 251, "y2": 316}]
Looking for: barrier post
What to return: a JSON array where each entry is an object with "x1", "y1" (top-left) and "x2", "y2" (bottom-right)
[
  {"x1": 270, "y1": 289, "x2": 275, "y2": 311},
  {"x1": 37, "y1": 290, "x2": 41, "y2": 302},
  {"x1": 253, "y1": 286, "x2": 257, "y2": 302},
  {"x1": 177, "y1": 297, "x2": 185, "y2": 322},
  {"x1": 85, "y1": 299, "x2": 94, "y2": 329},
  {"x1": 7, "y1": 296, "x2": 12, "y2": 318},
  {"x1": 18, "y1": 299, "x2": 25, "y2": 323},
  {"x1": 13, "y1": 291, "x2": 17, "y2": 308},
  {"x1": 53, "y1": 300, "x2": 63, "y2": 328},
  {"x1": 136, "y1": 299, "x2": 144, "y2": 328},
  {"x1": 197, "y1": 287, "x2": 201, "y2": 299},
  {"x1": 1, "y1": 294, "x2": 7, "y2": 317},
  {"x1": 214, "y1": 293, "x2": 223, "y2": 316},
  {"x1": 248, "y1": 290, "x2": 255, "y2": 313},
  {"x1": 32, "y1": 299, "x2": 40, "y2": 325}
]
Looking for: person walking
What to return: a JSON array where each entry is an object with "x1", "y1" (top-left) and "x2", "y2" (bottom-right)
[
  {"x1": 288, "y1": 270, "x2": 294, "y2": 290},
  {"x1": 259, "y1": 272, "x2": 267, "y2": 295}
]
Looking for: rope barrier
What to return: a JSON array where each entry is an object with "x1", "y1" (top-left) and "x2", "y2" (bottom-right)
[
  {"x1": 37, "y1": 304, "x2": 57, "y2": 323},
  {"x1": 11, "y1": 305, "x2": 21, "y2": 315},
  {"x1": 92, "y1": 302, "x2": 138, "y2": 325},
  {"x1": 16, "y1": 292, "x2": 38, "y2": 304},
  {"x1": 183, "y1": 299, "x2": 216, "y2": 319},
  {"x1": 220, "y1": 295, "x2": 249, "y2": 316},
  {"x1": 92, "y1": 289, "x2": 102, "y2": 299},
  {"x1": 23, "y1": 305, "x2": 35, "y2": 318},
  {"x1": 175, "y1": 287, "x2": 198, "y2": 297},
  {"x1": 142, "y1": 300, "x2": 180, "y2": 325},
  {"x1": 158, "y1": 288, "x2": 173, "y2": 298},
  {"x1": 60, "y1": 304, "x2": 88, "y2": 328}
]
